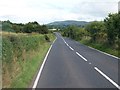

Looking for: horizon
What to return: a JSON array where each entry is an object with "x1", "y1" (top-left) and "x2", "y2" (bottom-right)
[{"x1": 1, "y1": 19, "x2": 98, "y2": 25}]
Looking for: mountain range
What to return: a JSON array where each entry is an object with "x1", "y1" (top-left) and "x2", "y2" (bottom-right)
[{"x1": 47, "y1": 20, "x2": 90, "y2": 28}]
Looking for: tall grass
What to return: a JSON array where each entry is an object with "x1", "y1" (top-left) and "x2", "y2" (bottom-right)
[{"x1": 2, "y1": 32, "x2": 55, "y2": 88}]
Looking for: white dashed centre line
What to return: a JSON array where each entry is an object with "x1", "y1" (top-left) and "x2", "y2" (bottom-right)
[
  {"x1": 62, "y1": 36, "x2": 119, "y2": 89},
  {"x1": 89, "y1": 62, "x2": 91, "y2": 64},
  {"x1": 66, "y1": 43, "x2": 69, "y2": 46},
  {"x1": 76, "y1": 52, "x2": 87, "y2": 62},
  {"x1": 64, "y1": 41, "x2": 67, "y2": 44},
  {"x1": 94, "y1": 67, "x2": 120, "y2": 89},
  {"x1": 69, "y1": 46, "x2": 74, "y2": 51}
]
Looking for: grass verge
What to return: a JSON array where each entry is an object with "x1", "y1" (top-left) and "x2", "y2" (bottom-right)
[
  {"x1": 79, "y1": 37, "x2": 119, "y2": 58},
  {"x1": 2, "y1": 32, "x2": 55, "y2": 88},
  {"x1": 11, "y1": 42, "x2": 50, "y2": 88}
]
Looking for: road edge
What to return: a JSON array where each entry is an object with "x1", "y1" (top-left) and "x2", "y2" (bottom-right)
[
  {"x1": 88, "y1": 46, "x2": 120, "y2": 59},
  {"x1": 32, "y1": 37, "x2": 57, "y2": 88}
]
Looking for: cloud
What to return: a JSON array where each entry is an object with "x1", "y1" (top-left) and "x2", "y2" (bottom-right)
[
  {"x1": 72, "y1": 1, "x2": 118, "y2": 16},
  {"x1": 68, "y1": 1, "x2": 118, "y2": 21},
  {"x1": 0, "y1": 0, "x2": 119, "y2": 24}
]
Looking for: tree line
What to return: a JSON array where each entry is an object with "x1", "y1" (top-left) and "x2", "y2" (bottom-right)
[
  {"x1": 62, "y1": 13, "x2": 120, "y2": 50},
  {"x1": 2, "y1": 21, "x2": 49, "y2": 34}
]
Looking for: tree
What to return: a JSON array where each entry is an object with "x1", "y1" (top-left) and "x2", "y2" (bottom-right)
[
  {"x1": 63, "y1": 25, "x2": 77, "y2": 39},
  {"x1": 76, "y1": 28, "x2": 89, "y2": 40},
  {"x1": 12, "y1": 24, "x2": 24, "y2": 33},
  {"x1": 85, "y1": 21, "x2": 105, "y2": 42},
  {"x1": 23, "y1": 22, "x2": 33, "y2": 33},
  {"x1": 41, "y1": 25, "x2": 48, "y2": 34},
  {"x1": 104, "y1": 13, "x2": 120, "y2": 44},
  {"x1": 2, "y1": 21, "x2": 14, "y2": 32}
]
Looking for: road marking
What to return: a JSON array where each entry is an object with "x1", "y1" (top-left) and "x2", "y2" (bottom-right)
[
  {"x1": 59, "y1": 35, "x2": 119, "y2": 89},
  {"x1": 62, "y1": 36, "x2": 119, "y2": 59},
  {"x1": 69, "y1": 46, "x2": 74, "y2": 51},
  {"x1": 76, "y1": 52, "x2": 87, "y2": 62},
  {"x1": 94, "y1": 67, "x2": 120, "y2": 89},
  {"x1": 64, "y1": 41, "x2": 67, "y2": 44},
  {"x1": 88, "y1": 46, "x2": 119, "y2": 59},
  {"x1": 89, "y1": 62, "x2": 91, "y2": 64},
  {"x1": 62, "y1": 37, "x2": 74, "y2": 50},
  {"x1": 63, "y1": 40, "x2": 66, "y2": 43},
  {"x1": 66, "y1": 43, "x2": 69, "y2": 46},
  {"x1": 32, "y1": 38, "x2": 57, "y2": 88},
  {"x1": 61, "y1": 37, "x2": 68, "y2": 45},
  {"x1": 61, "y1": 37, "x2": 65, "y2": 42},
  {"x1": 61, "y1": 37, "x2": 64, "y2": 40}
]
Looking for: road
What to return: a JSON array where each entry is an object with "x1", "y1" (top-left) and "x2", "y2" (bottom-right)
[{"x1": 35, "y1": 32, "x2": 119, "y2": 88}]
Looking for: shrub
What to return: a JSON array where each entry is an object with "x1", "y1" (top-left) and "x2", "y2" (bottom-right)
[{"x1": 44, "y1": 35, "x2": 50, "y2": 42}]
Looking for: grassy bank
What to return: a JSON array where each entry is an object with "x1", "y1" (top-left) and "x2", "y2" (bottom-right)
[
  {"x1": 79, "y1": 37, "x2": 119, "y2": 58},
  {"x1": 2, "y1": 32, "x2": 55, "y2": 88}
]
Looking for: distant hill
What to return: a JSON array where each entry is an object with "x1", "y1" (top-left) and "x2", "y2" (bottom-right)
[{"x1": 47, "y1": 20, "x2": 89, "y2": 29}]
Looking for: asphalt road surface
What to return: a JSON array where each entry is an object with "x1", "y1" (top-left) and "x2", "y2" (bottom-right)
[{"x1": 35, "y1": 32, "x2": 119, "y2": 88}]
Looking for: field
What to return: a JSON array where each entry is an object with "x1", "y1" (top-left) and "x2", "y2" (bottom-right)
[{"x1": 2, "y1": 32, "x2": 55, "y2": 88}]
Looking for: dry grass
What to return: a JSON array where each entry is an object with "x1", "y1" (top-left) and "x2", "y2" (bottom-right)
[{"x1": 2, "y1": 31, "x2": 27, "y2": 36}]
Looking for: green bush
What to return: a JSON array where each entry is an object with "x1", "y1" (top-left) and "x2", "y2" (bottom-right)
[{"x1": 44, "y1": 35, "x2": 50, "y2": 42}]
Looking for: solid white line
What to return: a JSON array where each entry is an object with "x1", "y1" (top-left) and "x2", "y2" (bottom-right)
[
  {"x1": 76, "y1": 52, "x2": 87, "y2": 62},
  {"x1": 32, "y1": 38, "x2": 57, "y2": 88},
  {"x1": 69, "y1": 46, "x2": 74, "y2": 51},
  {"x1": 94, "y1": 67, "x2": 120, "y2": 89},
  {"x1": 88, "y1": 46, "x2": 119, "y2": 59}
]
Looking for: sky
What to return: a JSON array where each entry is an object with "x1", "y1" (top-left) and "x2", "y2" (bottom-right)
[{"x1": 0, "y1": 0, "x2": 119, "y2": 24}]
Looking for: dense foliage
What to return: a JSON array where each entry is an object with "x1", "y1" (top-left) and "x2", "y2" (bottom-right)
[
  {"x1": 2, "y1": 21, "x2": 49, "y2": 34},
  {"x1": 62, "y1": 25, "x2": 88, "y2": 41},
  {"x1": 104, "y1": 13, "x2": 120, "y2": 45},
  {"x1": 85, "y1": 21, "x2": 106, "y2": 42}
]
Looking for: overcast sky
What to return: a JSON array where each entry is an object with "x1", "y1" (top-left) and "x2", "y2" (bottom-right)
[{"x1": 0, "y1": 0, "x2": 119, "y2": 24}]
